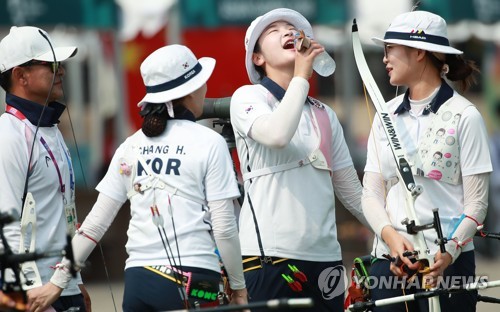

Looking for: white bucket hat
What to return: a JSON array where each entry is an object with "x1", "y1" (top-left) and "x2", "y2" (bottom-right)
[
  {"x1": 138, "y1": 44, "x2": 215, "y2": 107},
  {"x1": 372, "y1": 11, "x2": 462, "y2": 55},
  {"x1": 0, "y1": 26, "x2": 77, "y2": 73},
  {"x1": 244, "y1": 8, "x2": 314, "y2": 84}
]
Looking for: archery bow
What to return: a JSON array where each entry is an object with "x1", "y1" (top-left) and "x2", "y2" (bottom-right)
[
  {"x1": 348, "y1": 279, "x2": 500, "y2": 311},
  {"x1": 351, "y1": 19, "x2": 442, "y2": 312},
  {"x1": 168, "y1": 297, "x2": 314, "y2": 312}
]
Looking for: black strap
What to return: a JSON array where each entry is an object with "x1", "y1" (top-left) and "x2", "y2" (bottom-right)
[
  {"x1": 239, "y1": 78, "x2": 283, "y2": 260},
  {"x1": 242, "y1": 77, "x2": 301, "y2": 260},
  {"x1": 242, "y1": 78, "x2": 315, "y2": 261},
  {"x1": 239, "y1": 133, "x2": 266, "y2": 260}
]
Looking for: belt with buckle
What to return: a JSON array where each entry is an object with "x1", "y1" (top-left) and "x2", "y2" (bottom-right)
[
  {"x1": 242, "y1": 256, "x2": 288, "y2": 272},
  {"x1": 145, "y1": 265, "x2": 191, "y2": 285}
]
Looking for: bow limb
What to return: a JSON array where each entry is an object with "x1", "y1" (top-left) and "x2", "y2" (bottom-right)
[
  {"x1": 351, "y1": 19, "x2": 424, "y2": 234},
  {"x1": 351, "y1": 19, "x2": 441, "y2": 312},
  {"x1": 352, "y1": 20, "x2": 414, "y2": 190}
]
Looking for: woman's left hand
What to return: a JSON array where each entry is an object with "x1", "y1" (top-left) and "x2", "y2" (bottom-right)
[
  {"x1": 229, "y1": 288, "x2": 249, "y2": 312},
  {"x1": 427, "y1": 251, "x2": 453, "y2": 287}
]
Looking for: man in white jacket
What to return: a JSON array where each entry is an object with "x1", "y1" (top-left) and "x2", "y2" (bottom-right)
[{"x1": 0, "y1": 26, "x2": 90, "y2": 311}]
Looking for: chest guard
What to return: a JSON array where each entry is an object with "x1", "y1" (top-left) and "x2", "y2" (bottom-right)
[
  {"x1": 412, "y1": 98, "x2": 473, "y2": 185},
  {"x1": 123, "y1": 140, "x2": 206, "y2": 206}
]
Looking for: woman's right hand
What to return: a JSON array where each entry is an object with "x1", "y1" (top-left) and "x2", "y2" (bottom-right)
[
  {"x1": 381, "y1": 226, "x2": 419, "y2": 277},
  {"x1": 294, "y1": 39, "x2": 324, "y2": 81}
]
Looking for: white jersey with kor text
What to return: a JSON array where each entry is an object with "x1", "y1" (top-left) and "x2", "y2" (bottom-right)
[
  {"x1": 0, "y1": 112, "x2": 82, "y2": 295},
  {"x1": 230, "y1": 83, "x2": 354, "y2": 262},
  {"x1": 96, "y1": 119, "x2": 240, "y2": 273}
]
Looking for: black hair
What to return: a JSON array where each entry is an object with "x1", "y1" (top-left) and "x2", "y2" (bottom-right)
[
  {"x1": 253, "y1": 42, "x2": 266, "y2": 80},
  {"x1": 427, "y1": 52, "x2": 480, "y2": 92},
  {"x1": 0, "y1": 60, "x2": 40, "y2": 92},
  {"x1": 140, "y1": 100, "x2": 190, "y2": 137},
  {"x1": 140, "y1": 103, "x2": 169, "y2": 137},
  {"x1": 0, "y1": 70, "x2": 12, "y2": 92}
]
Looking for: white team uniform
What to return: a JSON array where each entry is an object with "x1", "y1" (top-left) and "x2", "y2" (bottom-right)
[
  {"x1": 0, "y1": 101, "x2": 81, "y2": 295},
  {"x1": 365, "y1": 91, "x2": 493, "y2": 258},
  {"x1": 96, "y1": 119, "x2": 240, "y2": 272},
  {"x1": 230, "y1": 83, "x2": 354, "y2": 262}
]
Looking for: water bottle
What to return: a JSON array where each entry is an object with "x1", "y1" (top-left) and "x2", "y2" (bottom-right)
[
  {"x1": 294, "y1": 31, "x2": 336, "y2": 77},
  {"x1": 313, "y1": 51, "x2": 336, "y2": 77}
]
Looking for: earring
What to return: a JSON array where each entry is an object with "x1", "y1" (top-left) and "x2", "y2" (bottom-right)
[{"x1": 442, "y1": 64, "x2": 449, "y2": 76}]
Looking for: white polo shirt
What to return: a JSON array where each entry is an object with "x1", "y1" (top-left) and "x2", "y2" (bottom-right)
[
  {"x1": 96, "y1": 119, "x2": 240, "y2": 272},
  {"x1": 0, "y1": 111, "x2": 81, "y2": 295},
  {"x1": 365, "y1": 91, "x2": 492, "y2": 258},
  {"x1": 231, "y1": 83, "x2": 354, "y2": 262}
]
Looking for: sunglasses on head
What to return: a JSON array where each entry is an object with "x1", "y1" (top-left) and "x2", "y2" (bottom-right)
[{"x1": 20, "y1": 60, "x2": 61, "y2": 73}]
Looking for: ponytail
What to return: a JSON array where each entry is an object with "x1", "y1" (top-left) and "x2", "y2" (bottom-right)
[
  {"x1": 141, "y1": 103, "x2": 169, "y2": 137},
  {"x1": 428, "y1": 52, "x2": 480, "y2": 92},
  {"x1": 444, "y1": 54, "x2": 480, "y2": 92}
]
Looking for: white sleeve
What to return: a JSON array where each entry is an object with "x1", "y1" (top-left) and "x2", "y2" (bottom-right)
[
  {"x1": 208, "y1": 199, "x2": 245, "y2": 290},
  {"x1": 362, "y1": 171, "x2": 392, "y2": 236},
  {"x1": 445, "y1": 173, "x2": 489, "y2": 263},
  {"x1": 248, "y1": 77, "x2": 309, "y2": 148},
  {"x1": 204, "y1": 136, "x2": 241, "y2": 202},
  {"x1": 332, "y1": 166, "x2": 370, "y2": 229},
  {"x1": 459, "y1": 107, "x2": 492, "y2": 176},
  {"x1": 50, "y1": 193, "x2": 124, "y2": 288},
  {"x1": 77, "y1": 193, "x2": 125, "y2": 243},
  {"x1": 0, "y1": 126, "x2": 30, "y2": 256}
]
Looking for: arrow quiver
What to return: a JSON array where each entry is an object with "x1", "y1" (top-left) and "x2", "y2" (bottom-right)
[{"x1": 344, "y1": 255, "x2": 373, "y2": 309}]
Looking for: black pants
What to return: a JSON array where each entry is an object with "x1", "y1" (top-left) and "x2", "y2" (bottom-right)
[
  {"x1": 370, "y1": 251, "x2": 477, "y2": 312},
  {"x1": 122, "y1": 266, "x2": 222, "y2": 312},
  {"x1": 52, "y1": 294, "x2": 86, "y2": 312},
  {"x1": 245, "y1": 259, "x2": 345, "y2": 311}
]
